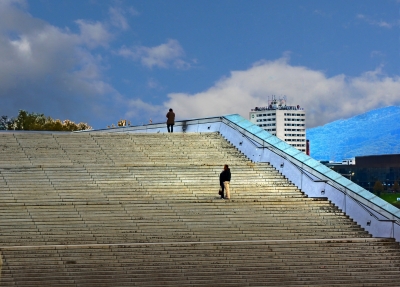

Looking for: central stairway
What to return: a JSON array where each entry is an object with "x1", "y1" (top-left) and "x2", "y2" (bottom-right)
[{"x1": 0, "y1": 132, "x2": 399, "y2": 286}]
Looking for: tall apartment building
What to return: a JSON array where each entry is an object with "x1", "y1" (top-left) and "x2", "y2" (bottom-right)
[{"x1": 249, "y1": 96, "x2": 307, "y2": 153}]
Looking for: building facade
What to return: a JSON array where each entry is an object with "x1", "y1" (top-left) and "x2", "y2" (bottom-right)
[
  {"x1": 249, "y1": 96, "x2": 307, "y2": 153},
  {"x1": 325, "y1": 154, "x2": 400, "y2": 193}
]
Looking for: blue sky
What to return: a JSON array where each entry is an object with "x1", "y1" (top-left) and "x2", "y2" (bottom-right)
[{"x1": 1, "y1": 0, "x2": 400, "y2": 129}]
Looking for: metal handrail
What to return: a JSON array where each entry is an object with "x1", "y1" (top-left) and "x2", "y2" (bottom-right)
[
  {"x1": 291, "y1": 162, "x2": 397, "y2": 224},
  {"x1": 221, "y1": 116, "x2": 400, "y2": 229}
]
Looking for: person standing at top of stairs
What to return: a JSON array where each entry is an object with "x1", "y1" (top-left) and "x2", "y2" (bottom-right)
[
  {"x1": 220, "y1": 164, "x2": 231, "y2": 199},
  {"x1": 166, "y1": 108, "x2": 175, "y2": 133}
]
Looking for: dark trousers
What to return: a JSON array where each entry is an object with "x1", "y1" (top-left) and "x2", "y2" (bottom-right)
[
  {"x1": 220, "y1": 182, "x2": 225, "y2": 198},
  {"x1": 167, "y1": 124, "x2": 174, "y2": 133}
]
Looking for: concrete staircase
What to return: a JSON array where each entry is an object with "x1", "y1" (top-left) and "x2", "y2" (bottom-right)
[{"x1": 0, "y1": 132, "x2": 399, "y2": 286}]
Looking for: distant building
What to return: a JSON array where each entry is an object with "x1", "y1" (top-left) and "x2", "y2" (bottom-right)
[
  {"x1": 249, "y1": 95, "x2": 306, "y2": 153},
  {"x1": 323, "y1": 154, "x2": 400, "y2": 193},
  {"x1": 324, "y1": 158, "x2": 356, "y2": 166}
]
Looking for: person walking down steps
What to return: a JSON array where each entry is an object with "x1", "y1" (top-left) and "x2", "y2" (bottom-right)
[
  {"x1": 219, "y1": 164, "x2": 231, "y2": 199},
  {"x1": 166, "y1": 108, "x2": 175, "y2": 133}
]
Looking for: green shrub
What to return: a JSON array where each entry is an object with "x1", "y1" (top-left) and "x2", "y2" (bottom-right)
[{"x1": 2, "y1": 110, "x2": 91, "y2": 131}]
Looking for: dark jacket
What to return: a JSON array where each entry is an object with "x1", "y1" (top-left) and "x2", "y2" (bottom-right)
[
  {"x1": 220, "y1": 168, "x2": 231, "y2": 184},
  {"x1": 166, "y1": 111, "x2": 175, "y2": 125}
]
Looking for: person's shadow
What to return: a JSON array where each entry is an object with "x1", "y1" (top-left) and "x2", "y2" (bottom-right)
[{"x1": 181, "y1": 121, "x2": 187, "y2": 133}]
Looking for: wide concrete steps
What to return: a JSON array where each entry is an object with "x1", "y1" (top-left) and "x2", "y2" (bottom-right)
[
  {"x1": 1, "y1": 131, "x2": 400, "y2": 286},
  {"x1": 0, "y1": 199, "x2": 369, "y2": 246},
  {"x1": 1, "y1": 239, "x2": 400, "y2": 287}
]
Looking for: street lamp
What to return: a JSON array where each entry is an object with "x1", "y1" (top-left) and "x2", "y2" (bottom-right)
[{"x1": 341, "y1": 172, "x2": 355, "y2": 181}]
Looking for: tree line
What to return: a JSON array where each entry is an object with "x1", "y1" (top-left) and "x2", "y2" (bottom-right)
[
  {"x1": 0, "y1": 110, "x2": 91, "y2": 131},
  {"x1": 373, "y1": 180, "x2": 400, "y2": 195}
]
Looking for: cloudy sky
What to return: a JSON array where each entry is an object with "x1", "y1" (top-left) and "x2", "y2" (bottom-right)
[{"x1": 1, "y1": 0, "x2": 400, "y2": 129}]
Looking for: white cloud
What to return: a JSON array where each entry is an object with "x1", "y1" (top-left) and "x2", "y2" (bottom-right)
[
  {"x1": 125, "y1": 98, "x2": 163, "y2": 119},
  {"x1": 356, "y1": 14, "x2": 398, "y2": 28},
  {"x1": 158, "y1": 57, "x2": 400, "y2": 128},
  {"x1": 370, "y1": 51, "x2": 385, "y2": 58},
  {"x1": 147, "y1": 78, "x2": 162, "y2": 89},
  {"x1": 117, "y1": 39, "x2": 191, "y2": 69},
  {"x1": 313, "y1": 9, "x2": 332, "y2": 18},
  {"x1": 377, "y1": 21, "x2": 392, "y2": 28},
  {"x1": 0, "y1": 0, "x2": 121, "y2": 127},
  {"x1": 10, "y1": 35, "x2": 31, "y2": 57},
  {"x1": 75, "y1": 19, "x2": 112, "y2": 49},
  {"x1": 0, "y1": 0, "x2": 27, "y2": 9},
  {"x1": 109, "y1": 7, "x2": 129, "y2": 30}
]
